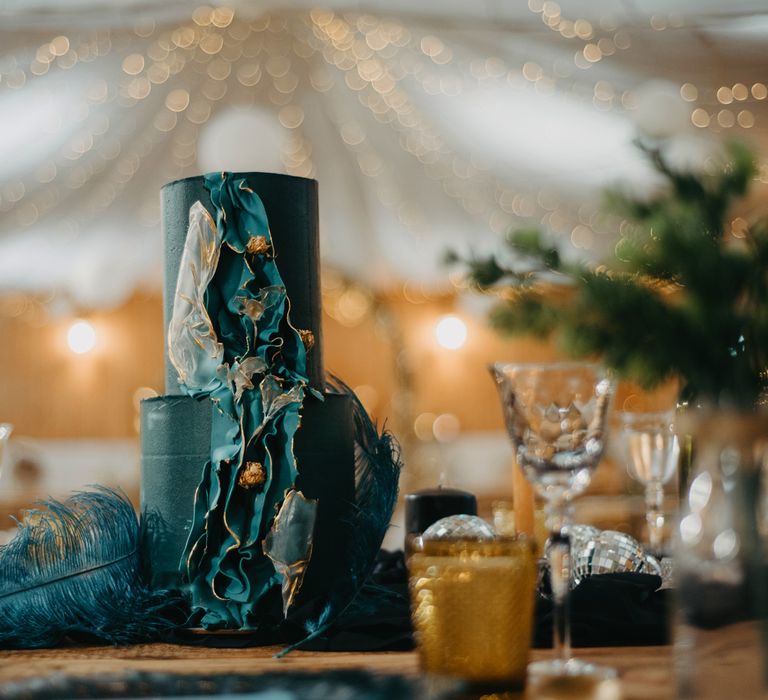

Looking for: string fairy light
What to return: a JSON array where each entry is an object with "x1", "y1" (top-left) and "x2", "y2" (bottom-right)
[
  {"x1": 10, "y1": 5, "x2": 589, "y2": 248},
  {"x1": 677, "y1": 77, "x2": 766, "y2": 130},
  {"x1": 526, "y1": 0, "x2": 633, "y2": 71},
  {"x1": 522, "y1": 0, "x2": 764, "y2": 133},
  {"x1": 301, "y1": 13, "x2": 581, "y2": 242},
  {"x1": 0, "y1": 4, "x2": 765, "y2": 270}
]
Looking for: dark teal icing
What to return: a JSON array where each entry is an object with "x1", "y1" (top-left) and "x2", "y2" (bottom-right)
[
  {"x1": 140, "y1": 395, "x2": 212, "y2": 590},
  {"x1": 179, "y1": 173, "x2": 311, "y2": 628}
]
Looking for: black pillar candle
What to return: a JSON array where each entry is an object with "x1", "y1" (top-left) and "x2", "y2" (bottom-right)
[{"x1": 405, "y1": 486, "x2": 478, "y2": 536}]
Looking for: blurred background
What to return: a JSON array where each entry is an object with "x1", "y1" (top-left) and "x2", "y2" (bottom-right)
[{"x1": 1, "y1": 0, "x2": 767, "y2": 546}]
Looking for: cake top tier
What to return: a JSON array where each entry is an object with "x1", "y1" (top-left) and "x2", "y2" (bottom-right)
[
  {"x1": 161, "y1": 171, "x2": 325, "y2": 393},
  {"x1": 161, "y1": 171, "x2": 318, "y2": 190}
]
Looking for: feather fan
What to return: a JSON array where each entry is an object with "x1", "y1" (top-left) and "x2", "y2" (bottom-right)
[
  {"x1": 277, "y1": 376, "x2": 402, "y2": 656},
  {"x1": 0, "y1": 487, "x2": 180, "y2": 648}
]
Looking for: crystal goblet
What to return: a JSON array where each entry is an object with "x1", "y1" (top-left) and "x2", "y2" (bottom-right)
[
  {"x1": 490, "y1": 362, "x2": 614, "y2": 681},
  {"x1": 616, "y1": 409, "x2": 679, "y2": 556}
]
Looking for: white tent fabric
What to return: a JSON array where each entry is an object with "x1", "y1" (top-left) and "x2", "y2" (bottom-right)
[{"x1": 0, "y1": 0, "x2": 766, "y2": 307}]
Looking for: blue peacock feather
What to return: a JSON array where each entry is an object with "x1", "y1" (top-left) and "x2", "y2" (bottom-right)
[
  {"x1": 277, "y1": 377, "x2": 402, "y2": 656},
  {"x1": 0, "y1": 488, "x2": 180, "y2": 648}
]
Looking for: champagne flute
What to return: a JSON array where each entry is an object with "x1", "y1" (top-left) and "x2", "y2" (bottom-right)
[
  {"x1": 617, "y1": 410, "x2": 679, "y2": 556},
  {"x1": 490, "y1": 362, "x2": 614, "y2": 680},
  {"x1": 0, "y1": 424, "x2": 11, "y2": 478}
]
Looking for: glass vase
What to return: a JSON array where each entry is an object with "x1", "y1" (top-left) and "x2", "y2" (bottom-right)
[{"x1": 674, "y1": 410, "x2": 768, "y2": 699}]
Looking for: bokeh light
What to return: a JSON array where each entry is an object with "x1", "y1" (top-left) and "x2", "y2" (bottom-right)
[
  {"x1": 435, "y1": 315, "x2": 467, "y2": 350},
  {"x1": 67, "y1": 319, "x2": 97, "y2": 354}
]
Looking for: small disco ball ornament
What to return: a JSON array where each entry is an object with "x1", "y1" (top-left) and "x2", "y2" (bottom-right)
[
  {"x1": 659, "y1": 556, "x2": 674, "y2": 589},
  {"x1": 569, "y1": 524, "x2": 601, "y2": 548},
  {"x1": 539, "y1": 523, "x2": 602, "y2": 597},
  {"x1": 421, "y1": 514, "x2": 496, "y2": 541},
  {"x1": 644, "y1": 553, "x2": 662, "y2": 577},
  {"x1": 569, "y1": 524, "x2": 601, "y2": 587},
  {"x1": 590, "y1": 530, "x2": 660, "y2": 577},
  {"x1": 543, "y1": 526, "x2": 662, "y2": 590}
]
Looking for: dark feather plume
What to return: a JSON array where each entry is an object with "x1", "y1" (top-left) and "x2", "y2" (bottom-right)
[
  {"x1": 0, "y1": 488, "x2": 180, "y2": 648},
  {"x1": 277, "y1": 376, "x2": 402, "y2": 656}
]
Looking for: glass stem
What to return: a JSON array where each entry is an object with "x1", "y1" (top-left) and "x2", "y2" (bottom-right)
[
  {"x1": 645, "y1": 481, "x2": 665, "y2": 556},
  {"x1": 546, "y1": 500, "x2": 573, "y2": 666}
]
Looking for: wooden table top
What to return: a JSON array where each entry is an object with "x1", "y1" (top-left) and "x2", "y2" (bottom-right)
[{"x1": 0, "y1": 643, "x2": 673, "y2": 699}]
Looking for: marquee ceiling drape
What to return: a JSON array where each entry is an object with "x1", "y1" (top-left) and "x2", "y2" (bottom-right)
[{"x1": 0, "y1": 0, "x2": 766, "y2": 308}]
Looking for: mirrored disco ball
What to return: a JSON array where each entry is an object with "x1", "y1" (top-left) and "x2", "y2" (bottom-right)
[
  {"x1": 589, "y1": 530, "x2": 661, "y2": 578},
  {"x1": 569, "y1": 524, "x2": 601, "y2": 548},
  {"x1": 543, "y1": 526, "x2": 663, "y2": 589},
  {"x1": 645, "y1": 553, "x2": 662, "y2": 577},
  {"x1": 542, "y1": 523, "x2": 602, "y2": 591},
  {"x1": 659, "y1": 556, "x2": 674, "y2": 589},
  {"x1": 422, "y1": 514, "x2": 496, "y2": 541},
  {"x1": 569, "y1": 524, "x2": 601, "y2": 587}
]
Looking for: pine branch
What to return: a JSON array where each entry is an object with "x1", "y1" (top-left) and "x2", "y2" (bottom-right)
[{"x1": 456, "y1": 139, "x2": 766, "y2": 407}]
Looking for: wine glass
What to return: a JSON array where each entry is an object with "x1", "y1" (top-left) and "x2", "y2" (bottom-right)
[
  {"x1": 490, "y1": 362, "x2": 614, "y2": 681},
  {"x1": 616, "y1": 410, "x2": 679, "y2": 556}
]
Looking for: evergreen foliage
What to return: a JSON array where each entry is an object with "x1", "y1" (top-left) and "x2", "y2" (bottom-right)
[{"x1": 460, "y1": 141, "x2": 768, "y2": 408}]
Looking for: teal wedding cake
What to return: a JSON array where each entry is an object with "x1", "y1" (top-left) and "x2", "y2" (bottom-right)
[{"x1": 140, "y1": 172, "x2": 387, "y2": 632}]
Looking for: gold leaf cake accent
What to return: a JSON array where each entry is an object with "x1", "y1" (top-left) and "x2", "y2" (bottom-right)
[
  {"x1": 238, "y1": 461, "x2": 266, "y2": 489},
  {"x1": 297, "y1": 329, "x2": 315, "y2": 350},
  {"x1": 246, "y1": 235, "x2": 272, "y2": 256}
]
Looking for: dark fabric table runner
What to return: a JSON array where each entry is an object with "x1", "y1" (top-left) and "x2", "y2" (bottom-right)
[{"x1": 168, "y1": 550, "x2": 670, "y2": 652}]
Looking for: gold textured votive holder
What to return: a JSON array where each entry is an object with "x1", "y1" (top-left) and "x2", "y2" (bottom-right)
[
  {"x1": 491, "y1": 501, "x2": 549, "y2": 556},
  {"x1": 408, "y1": 538, "x2": 537, "y2": 691}
]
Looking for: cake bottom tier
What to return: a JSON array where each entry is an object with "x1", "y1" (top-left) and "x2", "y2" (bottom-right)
[
  {"x1": 140, "y1": 392, "x2": 356, "y2": 619},
  {"x1": 140, "y1": 395, "x2": 211, "y2": 590}
]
